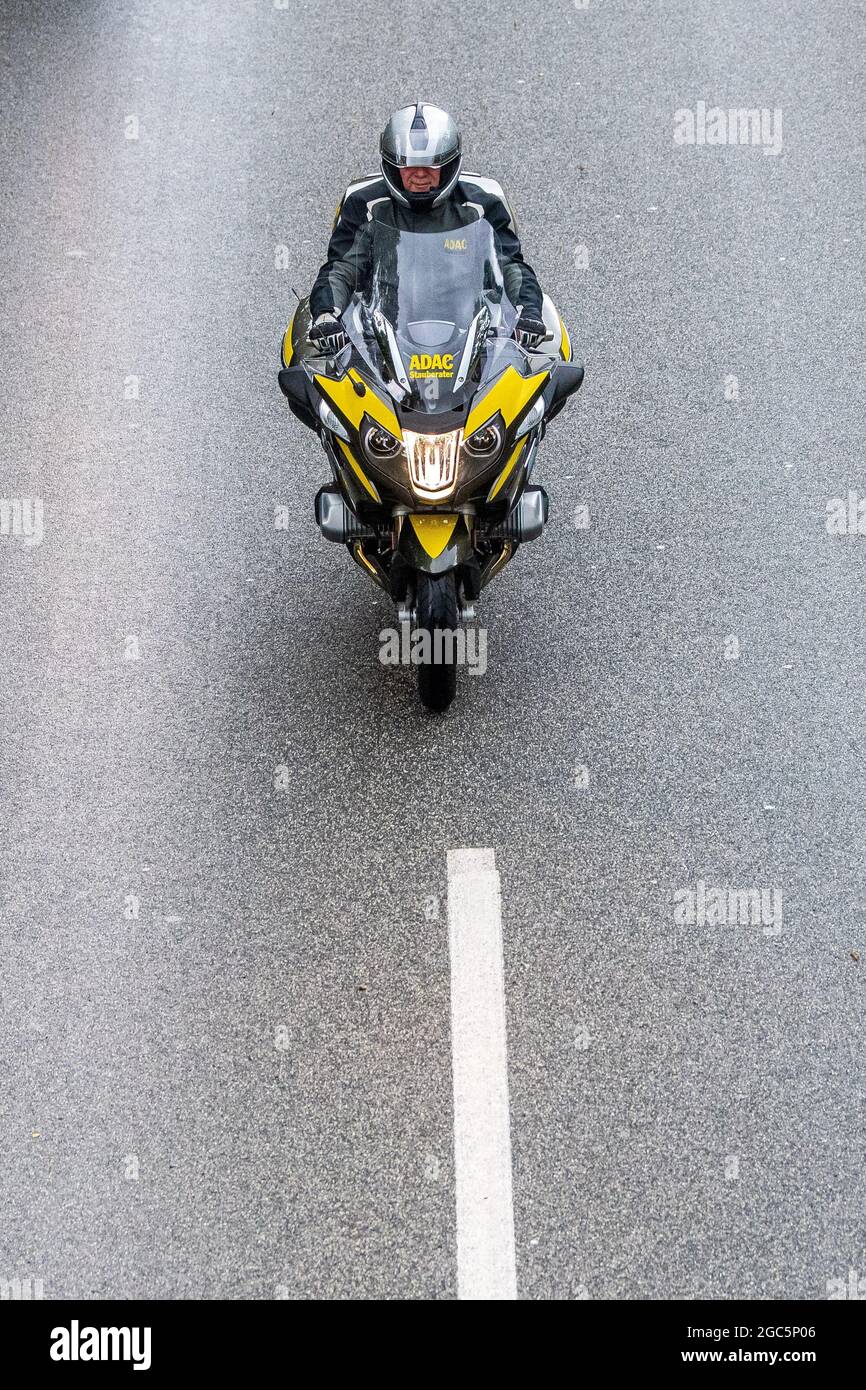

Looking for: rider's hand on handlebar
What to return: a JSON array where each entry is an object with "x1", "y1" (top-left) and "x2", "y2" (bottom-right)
[
  {"x1": 513, "y1": 308, "x2": 548, "y2": 351},
  {"x1": 309, "y1": 311, "x2": 349, "y2": 354}
]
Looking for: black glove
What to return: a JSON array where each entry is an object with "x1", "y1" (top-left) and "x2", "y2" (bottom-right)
[
  {"x1": 309, "y1": 311, "x2": 348, "y2": 354},
  {"x1": 513, "y1": 308, "x2": 548, "y2": 350}
]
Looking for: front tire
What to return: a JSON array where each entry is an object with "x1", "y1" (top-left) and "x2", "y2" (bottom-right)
[{"x1": 415, "y1": 571, "x2": 459, "y2": 712}]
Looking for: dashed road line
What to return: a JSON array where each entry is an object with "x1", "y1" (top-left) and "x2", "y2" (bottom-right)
[{"x1": 447, "y1": 847, "x2": 517, "y2": 1300}]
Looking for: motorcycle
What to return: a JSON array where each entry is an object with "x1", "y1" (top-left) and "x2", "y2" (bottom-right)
[{"x1": 278, "y1": 214, "x2": 583, "y2": 710}]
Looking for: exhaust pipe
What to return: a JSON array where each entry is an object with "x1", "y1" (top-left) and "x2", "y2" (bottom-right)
[{"x1": 315, "y1": 487, "x2": 380, "y2": 543}]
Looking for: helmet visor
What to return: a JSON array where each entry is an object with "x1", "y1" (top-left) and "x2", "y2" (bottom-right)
[{"x1": 381, "y1": 105, "x2": 460, "y2": 168}]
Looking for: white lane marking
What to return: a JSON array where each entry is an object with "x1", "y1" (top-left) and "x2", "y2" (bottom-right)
[{"x1": 447, "y1": 847, "x2": 517, "y2": 1300}]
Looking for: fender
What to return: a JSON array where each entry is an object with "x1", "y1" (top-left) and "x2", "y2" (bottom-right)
[{"x1": 398, "y1": 512, "x2": 473, "y2": 575}]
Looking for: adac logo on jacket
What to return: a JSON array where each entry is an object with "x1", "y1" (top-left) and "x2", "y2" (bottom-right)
[
  {"x1": 443, "y1": 237, "x2": 467, "y2": 251},
  {"x1": 409, "y1": 353, "x2": 454, "y2": 380}
]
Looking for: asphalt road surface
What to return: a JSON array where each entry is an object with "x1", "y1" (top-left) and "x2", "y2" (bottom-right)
[{"x1": 2, "y1": 0, "x2": 864, "y2": 1300}]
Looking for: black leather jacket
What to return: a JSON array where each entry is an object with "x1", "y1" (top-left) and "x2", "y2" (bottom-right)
[{"x1": 310, "y1": 172, "x2": 544, "y2": 320}]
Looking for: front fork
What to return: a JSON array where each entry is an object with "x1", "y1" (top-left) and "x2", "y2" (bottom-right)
[
  {"x1": 349, "y1": 505, "x2": 521, "y2": 618},
  {"x1": 388, "y1": 507, "x2": 494, "y2": 623}
]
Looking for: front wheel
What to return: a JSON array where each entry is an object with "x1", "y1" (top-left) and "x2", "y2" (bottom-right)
[{"x1": 415, "y1": 571, "x2": 459, "y2": 712}]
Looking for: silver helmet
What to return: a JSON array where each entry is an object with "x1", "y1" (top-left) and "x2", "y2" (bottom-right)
[{"x1": 380, "y1": 103, "x2": 462, "y2": 210}]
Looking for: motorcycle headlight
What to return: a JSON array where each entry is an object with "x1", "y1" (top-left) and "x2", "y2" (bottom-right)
[
  {"x1": 404, "y1": 427, "x2": 462, "y2": 502},
  {"x1": 515, "y1": 394, "x2": 546, "y2": 439},
  {"x1": 463, "y1": 415, "x2": 504, "y2": 460},
  {"x1": 361, "y1": 417, "x2": 404, "y2": 463}
]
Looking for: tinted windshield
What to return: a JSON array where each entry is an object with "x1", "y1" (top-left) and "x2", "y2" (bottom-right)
[{"x1": 344, "y1": 218, "x2": 520, "y2": 413}]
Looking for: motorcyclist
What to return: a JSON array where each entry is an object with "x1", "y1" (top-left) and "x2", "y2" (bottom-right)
[{"x1": 307, "y1": 103, "x2": 548, "y2": 355}]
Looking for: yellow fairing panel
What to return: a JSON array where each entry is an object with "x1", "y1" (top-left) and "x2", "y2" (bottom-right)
[
  {"x1": 559, "y1": 315, "x2": 572, "y2": 362},
  {"x1": 408, "y1": 514, "x2": 459, "y2": 558},
  {"x1": 315, "y1": 369, "x2": 402, "y2": 438},
  {"x1": 336, "y1": 438, "x2": 381, "y2": 502},
  {"x1": 487, "y1": 439, "x2": 526, "y2": 502},
  {"x1": 464, "y1": 365, "x2": 549, "y2": 438},
  {"x1": 281, "y1": 309, "x2": 296, "y2": 368}
]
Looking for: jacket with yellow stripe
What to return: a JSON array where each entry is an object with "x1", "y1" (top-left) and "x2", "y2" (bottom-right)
[{"x1": 309, "y1": 173, "x2": 544, "y2": 320}]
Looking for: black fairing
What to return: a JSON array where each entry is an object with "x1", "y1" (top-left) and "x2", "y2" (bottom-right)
[
  {"x1": 545, "y1": 362, "x2": 584, "y2": 421},
  {"x1": 278, "y1": 366, "x2": 318, "y2": 430}
]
